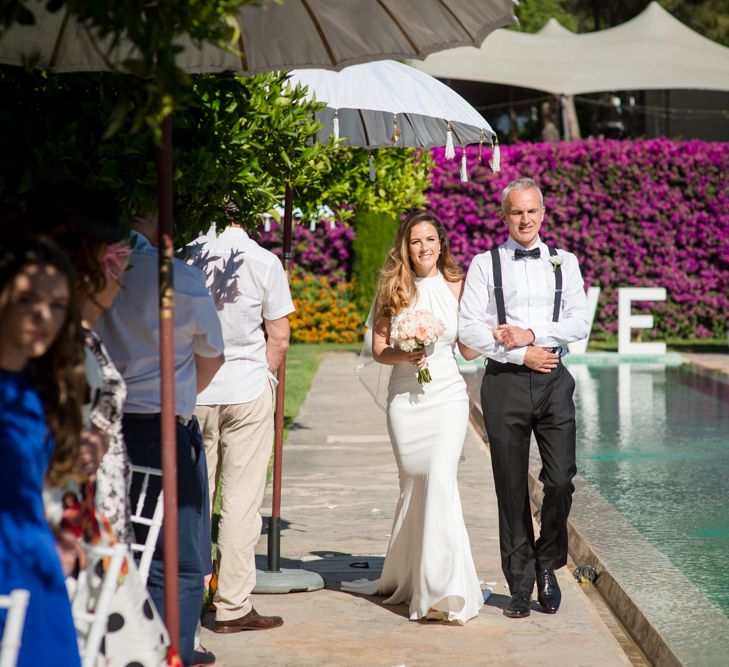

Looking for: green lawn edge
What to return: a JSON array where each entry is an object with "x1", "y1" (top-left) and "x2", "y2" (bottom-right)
[{"x1": 282, "y1": 342, "x2": 361, "y2": 441}]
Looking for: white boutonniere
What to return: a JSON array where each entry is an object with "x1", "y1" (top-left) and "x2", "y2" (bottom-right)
[{"x1": 549, "y1": 255, "x2": 564, "y2": 272}]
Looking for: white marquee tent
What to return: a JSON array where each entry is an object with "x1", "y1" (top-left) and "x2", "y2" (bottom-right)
[{"x1": 412, "y1": 2, "x2": 729, "y2": 96}]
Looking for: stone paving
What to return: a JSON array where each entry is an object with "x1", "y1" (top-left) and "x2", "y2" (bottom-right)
[
  {"x1": 200, "y1": 352, "x2": 636, "y2": 667},
  {"x1": 682, "y1": 352, "x2": 729, "y2": 376}
]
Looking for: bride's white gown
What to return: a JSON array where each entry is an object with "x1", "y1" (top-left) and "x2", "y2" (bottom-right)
[{"x1": 342, "y1": 273, "x2": 485, "y2": 624}]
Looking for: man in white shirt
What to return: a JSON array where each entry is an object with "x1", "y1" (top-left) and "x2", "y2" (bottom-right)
[
  {"x1": 97, "y1": 213, "x2": 224, "y2": 666},
  {"x1": 459, "y1": 177, "x2": 590, "y2": 620},
  {"x1": 186, "y1": 220, "x2": 293, "y2": 634}
]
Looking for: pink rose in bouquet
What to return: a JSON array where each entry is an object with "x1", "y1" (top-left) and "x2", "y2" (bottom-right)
[{"x1": 391, "y1": 309, "x2": 446, "y2": 383}]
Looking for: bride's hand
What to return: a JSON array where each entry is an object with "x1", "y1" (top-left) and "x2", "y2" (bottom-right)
[{"x1": 408, "y1": 350, "x2": 427, "y2": 370}]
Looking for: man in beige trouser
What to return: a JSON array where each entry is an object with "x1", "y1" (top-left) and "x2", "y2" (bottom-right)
[{"x1": 187, "y1": 221, "x2": 293, "y2": 633}]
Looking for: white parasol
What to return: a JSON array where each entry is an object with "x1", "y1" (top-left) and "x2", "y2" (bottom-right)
[{"x1": 289, "y1": 59, "x2": 500, "y2": 179}]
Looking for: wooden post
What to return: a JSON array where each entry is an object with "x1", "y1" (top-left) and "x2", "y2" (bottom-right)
[
  {"x1": 156, "y1": 114, "x2": 180, "y2": 650},
  {"x1": 267, "y1": 184, "x2": 293, "y2": 571}
]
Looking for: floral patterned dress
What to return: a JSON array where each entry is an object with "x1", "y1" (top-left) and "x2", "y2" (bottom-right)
[{"x1": 84, "y1": 329, "x2": 132, "y2": 544}]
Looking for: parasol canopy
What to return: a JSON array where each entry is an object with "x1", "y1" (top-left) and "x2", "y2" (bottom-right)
[
  {"x1": 0, "y1": 0, "x2": 518, "y2": 74},
  {"x1": 288, "y1": 59, "x2": 496, "y2": 151}
]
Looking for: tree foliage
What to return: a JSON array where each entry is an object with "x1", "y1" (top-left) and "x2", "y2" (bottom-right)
[
  {"x1": 511, "y1": 0, "x2": 578, "y2": 32},
  {"x1": 0, "y1": 0, "x2": 258, "y2": 136},
  {"x1": 514, "y1": 0, "x2": 729, "y2": 46},
  {"x1": 350, "y1": 211, "x2": 399, "y2": 317},
  {"x1": 297, "y1": 147, "x2": 432, "y2": 223},
  {"x1": 0, "y1": 0, "x2": 434, "y2": 243},
  {"x1": 0, "y1": 66, "x2": 430, "y2": 242},
  {"x1": 0, "y1": 68, "x2": 334, "y2": 240},
  {"x1": 661, "y1": 0, "x2": 729, "y2": 47}
]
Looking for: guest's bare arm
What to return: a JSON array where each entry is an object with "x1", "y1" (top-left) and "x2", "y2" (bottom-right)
[
  {"x1": 264, "y1": 316, "x2": 290, "y2": 373},
  {"x1": 77, "y1": 426, "x2": 108, "y2": 480},
  {"x1": 457, "y1": 340, "x2": 481, "y2": 360},
  {"x1": 195, "y1": 353, "x2": 224, "y2": 393},
  {"x1": 372, "y1": 310, "x2": 426, "y2": 369},
  {"x1": 452, "y1": 279, "x2": 481, "y2": 360}
]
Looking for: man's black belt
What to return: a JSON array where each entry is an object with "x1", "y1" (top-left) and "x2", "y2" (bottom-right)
[{"x1": 124, "y1": 413, "x2": 190, "y2": 426}]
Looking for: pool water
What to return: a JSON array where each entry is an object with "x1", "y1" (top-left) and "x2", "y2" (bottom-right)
[{"x1": 570, "y1": 363, "x2": 729, "y2": 619}]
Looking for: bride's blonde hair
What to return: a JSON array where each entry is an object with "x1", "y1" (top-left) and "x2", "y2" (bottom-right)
[{"x1": 377, "y1": 211, "x2": 462, "y2": 319}]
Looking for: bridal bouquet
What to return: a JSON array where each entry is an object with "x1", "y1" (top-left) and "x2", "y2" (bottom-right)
[{"x1": 391, "y1": 310, "x2": 446, "y2": 383}]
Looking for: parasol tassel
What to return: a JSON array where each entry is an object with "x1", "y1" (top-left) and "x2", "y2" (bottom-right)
[
  {"x1": 330, "y1": 219, "x2": 336, "y2": 229},
  {"x1": 309, "y1": 219, "x2": 316, "y2": 232},
  {"x1": 460, "y1": 148, "x2": 468, "y2": 182},
  {"x1": 264, "y1": 215, "x2": 271, "y2": 232},
  {"x1": 445, "y1": 122, "x2": 455, "y2": 159},
  {"x1": 368, "y1": 154, "x2": 376, "y2": 182},
  {"x1": 333, "y1": 109, "x2": 339, "y2": 141},
  {"x1": 478, "y1": 130, "x2": 485, "y2": 162},
  {"x1": 391, "y1": 114, "x2": 401, "y2": 145},
  {"x1": 489, "y1": 137, "x2": 501, "y2": 173}
]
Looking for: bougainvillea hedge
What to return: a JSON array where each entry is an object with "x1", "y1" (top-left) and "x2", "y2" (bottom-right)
[
  {"x1": 256, "y1": 219, "x2": 354, "y2": 281},
  {"x1": 426, "y1": 138, "x2": 729, "y2": 339},
  {"x1": 255, "y1": 138, "x2": 727, "y2": 341}
]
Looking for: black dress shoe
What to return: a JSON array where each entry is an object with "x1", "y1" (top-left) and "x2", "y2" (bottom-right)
[
  {"x1": 537, "y1": 569, "x2": 561, "y2": 613},
  {"x1": 503, "y1": 591, "x2": 531, "y2": 618},
  {"x1": 190, "y1": 648, "x2": 216, "y2": 666}
]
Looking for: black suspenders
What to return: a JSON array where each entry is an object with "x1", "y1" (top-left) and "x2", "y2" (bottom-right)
[
  {"x1": 490, "y1": 247, "x2": 507, "y2": 325},
  {"x1": 490, "y1": 246, "x2": 562, "y2": 325},
  {"x1": 548, "y1": 246, "x2": 562, "y2": 322}
]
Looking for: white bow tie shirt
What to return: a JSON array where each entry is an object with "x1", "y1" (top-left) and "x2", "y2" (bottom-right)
[{"x1": 458, "y1": 236, "x2": 591, "y2": 365}]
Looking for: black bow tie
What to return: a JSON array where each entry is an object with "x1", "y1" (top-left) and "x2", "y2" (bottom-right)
[{"x1": 514, "y1": 247, "x2": 541, "y2": 259}]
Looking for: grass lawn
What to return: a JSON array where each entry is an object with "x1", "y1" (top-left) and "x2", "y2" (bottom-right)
[
  {"x1": 587, "y1": 337, "x2": 728, "y2": 353},
  {"x1": 282, "y1": 342, "x2": 361, "y2": 440}
]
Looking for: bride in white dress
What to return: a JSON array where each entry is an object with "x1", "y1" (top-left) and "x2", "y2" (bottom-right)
[{"x1": 342, "y1": 211, "x2": 484, "y2": 624}]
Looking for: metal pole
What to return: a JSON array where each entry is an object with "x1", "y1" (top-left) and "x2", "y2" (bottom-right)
[
  {"x1": 561, "y1": 94, "x2": 572, "y2": 141},
  {"x1": 156, "y1": 114, "x2": 180, "y2": 650},
  {"x1": 268, "y1": 184, "x2": 293, "y2": 572},
  {"x1": 255, "y1": 183, "x2": 322, "y2": 593}
]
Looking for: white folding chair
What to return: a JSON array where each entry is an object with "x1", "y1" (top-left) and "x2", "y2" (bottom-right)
[
  {"x1": 73, "y1": 542, "x2": 127, "y2": 667},
  {"x1": 0, "y1": 589, "x2": 30, "y2": 667},
  {"x1": 128, "y1": 464, "x2": 164, "y2": 586}
]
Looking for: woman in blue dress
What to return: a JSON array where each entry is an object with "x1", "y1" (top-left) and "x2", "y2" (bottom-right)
[{"x1": 0, "y1": 236, "x2": 85, "y2": 667}]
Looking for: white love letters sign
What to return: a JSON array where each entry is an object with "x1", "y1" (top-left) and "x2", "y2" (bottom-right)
[
  {"x1": 617, "y1": 287, "x2": 667, "y2": 355},
  {"x1": 567, "y1": 287, "x2": 601, "y2": 355},
  {"x1": 567, "y1": 286, "x2": 667, "y2": 355}
]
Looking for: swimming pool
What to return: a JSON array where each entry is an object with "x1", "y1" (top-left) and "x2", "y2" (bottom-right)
[
  {"x1": 464, "y1": 359, "x2": 729, "y2": 664},
  {"x1": 569, "y1": 363, "x2": 729, "y2": 620}
]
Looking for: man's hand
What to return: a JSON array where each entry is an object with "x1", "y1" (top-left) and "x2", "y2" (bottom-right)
[
  {"x1": 493, "y1": 324, "x2": 535, "y2": 349},
  {"x1": 524, "y1": 346, "x2": 559, "y2": 373}
]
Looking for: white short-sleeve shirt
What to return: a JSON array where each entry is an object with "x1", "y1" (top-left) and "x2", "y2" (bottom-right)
[
  {"x1": 96, "y1": 231, "x2": 224, "y2": 420},
  {"x1": 187, "y1": 227, "x2": 295, "y2": 405}
]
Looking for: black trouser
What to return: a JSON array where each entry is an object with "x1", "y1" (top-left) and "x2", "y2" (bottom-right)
[
  {"x1": 123, "y1": 415, "x2": 205, "y2": 667},
  {"x1": 480, "y1": 360, "x2": 577, "y2": 594}
]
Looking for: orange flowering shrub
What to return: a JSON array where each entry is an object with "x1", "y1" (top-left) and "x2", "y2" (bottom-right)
[{"x1": 289, "y1": 271, "x2": 362, "y2": 343}]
